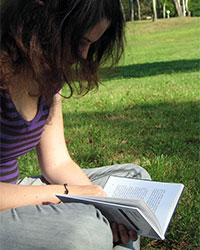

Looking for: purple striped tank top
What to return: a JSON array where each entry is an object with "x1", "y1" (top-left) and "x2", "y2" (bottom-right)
[{"x1": 0, "y1": 89, "x2": 50, "y2": 183}]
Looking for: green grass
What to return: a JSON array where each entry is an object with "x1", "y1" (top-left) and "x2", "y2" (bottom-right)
[{"x1": 19, "y1": 17, "x2": 200, "y2": 249}]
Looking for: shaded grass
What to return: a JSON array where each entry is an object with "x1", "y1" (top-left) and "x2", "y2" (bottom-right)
[
  {"x1": 101, "y1": 59, "x2": 200, "y2": 79},
  {"x1": 19, "y1": 17, "x2": 200, "y2": 249}
]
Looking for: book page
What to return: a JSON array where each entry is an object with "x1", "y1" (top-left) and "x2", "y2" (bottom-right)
[{"x1": 104, "y1": 176, "x2": 184, "y2": 234}]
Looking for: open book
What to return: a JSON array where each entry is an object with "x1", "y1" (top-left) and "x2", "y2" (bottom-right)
[{"x1": 57, "y1": 176, "x2": 184, "y2": 240}]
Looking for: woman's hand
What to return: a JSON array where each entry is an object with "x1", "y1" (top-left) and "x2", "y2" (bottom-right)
[
  {"x1": 65, "y1": 186, "x2": 138, "y2": 245},
  {"x1": 66, "y1": 186, "x2": 138, "y2": 245},
  {"x1": 67, "y1": 184, "x2": 107, "y2": 197},
  {"x1": 111, "y1": 223, "x2": 138, "y2": 245}
]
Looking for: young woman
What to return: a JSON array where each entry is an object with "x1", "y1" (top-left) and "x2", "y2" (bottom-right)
[{"x1": 0, "y1": 0, "x2": 151, "y2": 249}]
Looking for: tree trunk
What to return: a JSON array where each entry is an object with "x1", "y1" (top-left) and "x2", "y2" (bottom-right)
[
  {"x1": 119, "y1": 0, "x2": 126, "y2": 20},
  {"x1": 163, "y1": 0, "x2": 166, "y2": 18},
  {"x1": 185, "y1": 0, "x2": 191, "y2": 16},
  {"x1": 152, "y1": 0, "x2": 157, "y2": 22},
  {"x1": 182, "y1": 0, "x2": 186, "y2": 16},
  {"x1": 130, "y1": 0, "x2": 134, "y2": 21},
  {"x1": 136, "y1": 0, "x2": 141, "y2": 20},
  {"x1": 173, "y1": 0, "x2": 183, "y2": 16}
]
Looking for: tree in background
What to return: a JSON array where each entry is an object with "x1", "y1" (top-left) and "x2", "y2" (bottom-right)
[
  {"x1": 172, "y1": 0, "x2": 193, "y2": 17},
  {"x1": 182, "y1": 0, "x2": 186, "y2": 16},
  {"x1": 130, "y1": 0, "x2": 134, "y2": 21},
  {"x1": 157, "y1": 0, "x2": 177, "y2": 17},
  {"x1": 132, "y1": 0, "x2": 142, "y2": 20},
  {"x1": 152, "y1": 0, "x2": 158, "y2": 21},
  {"x1": 136, "y1": 0, "x2": 141, "y2": 20},
  {"x1": 163, "y1": 0, "x2": 166, "y2": 18},
  {"x1": 121, "y1": 0, "x2": 199, "y2": 20},
  {"x1": 172, "y1": 0, "x2": 183, "y2": 16},
  {"x1": 120, "y1": 0, "x2": 125, "y2": 20},
  {"x1": 185, "y1": 0, "x2": 191, "y2": 16},
  {"x1": 120, "y1": 0, "x2": 150, "y2": 20}
]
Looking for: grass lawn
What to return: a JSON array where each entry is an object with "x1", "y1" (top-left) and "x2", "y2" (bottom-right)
[{"x1": 19, "y1": 17, "x2": 200, "y2": 249}]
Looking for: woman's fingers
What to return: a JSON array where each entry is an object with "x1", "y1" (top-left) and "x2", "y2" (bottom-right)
[
  {"x1": 111, "y1": 223, "x2": 138, "y2": 245},
  {"x1": 67, "y1": 185, "x2": 107, "y2": 197},
  {"x1": 111, "y1": 223, "x2": 119, "y2": 243},
  {"x1": 128, "y1": 229, "x2": 138, "y2": 242},
  {"x1": 118, "y1": 224, "x2": 130, "y2": 244}
]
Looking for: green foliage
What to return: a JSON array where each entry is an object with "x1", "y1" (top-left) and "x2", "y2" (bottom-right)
[
  {"x1": 158, "y1": 0, "x2": 177, "y2": 17},
  {"x1": 121, "y1": 0, "x2": 132, "y2": 21},
  {"x1": 121, "y1": 0, "x2": 200, "y2": 20},
  {"x1": 140, "y1": 0, "x2": 153, "y2": 17},
  {"x1": 19, "y1": 17, "x2": 200, "y2": 249},
  {"x1": 122, "y1": 0, "x2": 153, "y2": 20},
  {"x1": 189, "y1": 0, "x2": 200, "y2": 16}
]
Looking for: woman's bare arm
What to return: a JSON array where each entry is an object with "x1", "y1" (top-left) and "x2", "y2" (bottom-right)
[
  {"x1": 36, "y1": 92, "x2": 93, "y2": 186},
  {"x1": 0, "y1": 182, "x2": 65, "y2": 211},
  {"x1": 0, "y1": 182, "x2": 106, "y2": 211}
]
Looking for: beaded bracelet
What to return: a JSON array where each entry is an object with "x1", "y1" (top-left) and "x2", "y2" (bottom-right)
[{"x1": 63, "y1": 183, "x2": 69, "y2": 194}]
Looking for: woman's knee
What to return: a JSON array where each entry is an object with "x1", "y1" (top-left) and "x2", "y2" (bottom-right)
[
  {"x1": 59, "y1": 204, "x2": 113, "y2": 250},
  {"x1": 122, "y1": 163, "x2": 151, "y2": 180},
  {"x1": 102, "y1": 163, "x2": 151, "y2": 180}
]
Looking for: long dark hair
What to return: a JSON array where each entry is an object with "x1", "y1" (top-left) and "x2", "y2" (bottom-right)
[{"x1": 0, "y1": 0, "x2": 125, "y2": 104}]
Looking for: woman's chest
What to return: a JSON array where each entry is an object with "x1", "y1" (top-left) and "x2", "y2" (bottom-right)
[{"x1": 16, "y1": 95, "x2": 40, "y2": 122}]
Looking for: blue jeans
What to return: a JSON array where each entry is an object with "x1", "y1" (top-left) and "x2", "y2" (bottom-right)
[{"x1": 0, "y1": 164, "x2": 151, "y2": 250}]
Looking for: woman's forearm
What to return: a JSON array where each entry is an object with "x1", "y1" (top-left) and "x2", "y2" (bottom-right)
[
  {"x1": 0, "y1": 182, "x2": 65, "y2": 211},
  {"x1": 0, "y1": 181, "x2": 106, "y2": 211},
  {"x1": 41, "y1": 160, "x2": 93, "y2": 186}
]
